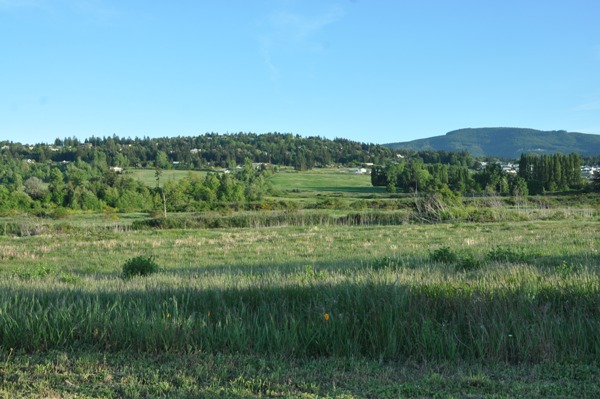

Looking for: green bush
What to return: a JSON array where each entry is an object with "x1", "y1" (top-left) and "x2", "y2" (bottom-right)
[
  {"x1": 456, "y1": 254, "x2": 484, "y2": 272},
  {"x1": 429, "y1": 246, "x2": 459, "y2": 264},
  {"x1": 485, "y1": 246, "x2": 536, "y2": 264},
  {"x1": 556, "y1": 261, "x2": 580, "y2": 278},
  {"x1": 300, "y1": 264, "x2": 326, "y2": 282},
  {"x1": 371, "y1": 256, "x2": 396, "y2": 270},
  {"x1": 430, "y1": 247, "x2": 484, "y2": 271},
  {"x1": 122, "y1": 256, "x2": 160, "y2": 278}
]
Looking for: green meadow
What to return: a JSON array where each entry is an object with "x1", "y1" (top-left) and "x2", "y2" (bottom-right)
[
  {"x1": 270, "y1": 168, "x2": 385, "y2": 194},
  {"x1": 127, "y1": 168, "x2": 208, "y2": 187},
  {"x1": 1, "y1": 169, "x2": 600, "y2": 397},
  {"x1": 1, "y1": 216, "x2": 600, "y2": 397},
  {"x1": 129, "y1": 166, "x2": 386, "y2": 195}
]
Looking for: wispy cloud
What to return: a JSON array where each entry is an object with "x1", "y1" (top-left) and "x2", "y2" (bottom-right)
[
  {"x1": 268, "y1": 5, "x2": 345, "y2": 41},
  {"x1": 258, "y1": 35, "x2": 281, "y2": 81},
  {"x1": 258, "y1": 3, "x2": 345, "y2": 80}
]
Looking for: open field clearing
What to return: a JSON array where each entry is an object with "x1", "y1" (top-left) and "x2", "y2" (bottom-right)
[
  {"x1": 127, "y1": 169, "x2": 207, "y2": 187},
  {"x1": 123, "y1": 168, "x2": 389, "y2": 211},
  {"x1": 270, "y1": 169, "x2": 386, "y2": 195},
  {"x1": 1, "y1": 217, "x2": 600, "y2": 397},
  {"x1": 126, "y1": 167, "x2": 383, "y2": 195}
]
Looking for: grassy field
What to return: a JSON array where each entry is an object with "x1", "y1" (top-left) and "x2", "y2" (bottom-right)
[
  {"x1": 1, "y1": 167, "x2": 600, "y2": 397},
  {"x1": 1, "y1": 213, "x2": 600, "y2": 397},
  {"x1": 128, "y1": 167, "x2": 386, "y2": 195},
  {"x1": 2, "y1": 351, "x2": 598, "y2": 398},
  {"x1": 270, "y1": 169, "x2": 385, "y2": 195},
  {"x1": 127, "y1": 169, "x2": 207, "y2": 187}
]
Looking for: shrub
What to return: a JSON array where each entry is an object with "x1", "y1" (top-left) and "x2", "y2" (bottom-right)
[
  {"x1": 16, "y1": 264, "x2": 57, "y2": 280},
  {"x1": 300, "y1": 265, "x2": 326, "y2": 282},
  {"x1": 485, "y1": 246, "x2": 536, "y2": 264},
  {"x1": 429, "y1": 246, "x2": 459, "y2": 264},
  {"x1": 370, "y1": 256, "x2": 404, "y2": 270},
  {"x1": 430, "y1": 247, "x2": 484, "y2": 271},
  {"x1": 556, "y1": 261, "x2": 580, "y2": 278},
  {"x1": 51, "y1": 207, "x2": 70, "y2": 220},
  {"x1": 456, "y1": 254, "x2": 484, "y2": 272},
  {"x1": 122, "y1": 256, "x2": 160, "y2": 278}
]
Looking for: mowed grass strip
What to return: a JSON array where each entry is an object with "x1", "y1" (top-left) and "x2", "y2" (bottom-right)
[{"x1": 1, "y1": 350, "x2": 599, "y2": 398}]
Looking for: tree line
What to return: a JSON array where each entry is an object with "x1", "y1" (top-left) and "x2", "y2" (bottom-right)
[
  {"x1": 0, "y1": 130, "x2": 594, "y2": 215},
  {"x1": 1, "y1": 133, "x2": 395, "y2": 170},
  {"x1": 518, "y1": 153, "x2": 584, "y2": 194},
  {"x1": 0, "y1": 155, "x2": 275, "y2": 214},
  {"x1": 371, "y1": 152, "x2": 586, "y2": 196},
  {"x1": 0, "y1": 132, "x2": 398, "y2": 214}
]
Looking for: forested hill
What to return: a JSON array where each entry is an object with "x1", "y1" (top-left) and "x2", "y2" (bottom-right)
[
  {"x1": 385, "y1": 128, "x2": 600, "y2": 158},
  {"x1": 1, "y1": 133, "x2": 394, "y2": 169}
]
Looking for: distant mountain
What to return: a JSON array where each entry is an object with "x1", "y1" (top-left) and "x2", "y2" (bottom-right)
[{"x1": 384, "y1": 128, "x2": 600, "y2": 158}]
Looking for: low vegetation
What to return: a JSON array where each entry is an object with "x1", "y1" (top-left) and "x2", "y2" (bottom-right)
[
  {"x1": 1, "y1": 214, "x2": 599, "y2": 395},
  {"x1": 121, "y1": 255, "x2": 160, "y2": 278},
  {"x1": 1, "y1": 139, "x2": 600, "y2": 397}
]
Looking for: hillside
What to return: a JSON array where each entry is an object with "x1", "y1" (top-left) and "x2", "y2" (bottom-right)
[
  {"x1": 385, "y1": 128, "x2": 600, "y2": 158},
  {"x1": 1, "y1": 133, "x2": 394, "y2": 170}
]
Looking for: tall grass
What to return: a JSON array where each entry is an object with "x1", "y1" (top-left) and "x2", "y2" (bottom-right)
[
  {"x1": 131, "y1": 211, "x2": 412, "y2": 230},
  {"x1": 1, "y1": 219, "x2": 599, "y2": 362},
  {"x1": 1, "y1": 261, "x2": 599, "y2": 362}
]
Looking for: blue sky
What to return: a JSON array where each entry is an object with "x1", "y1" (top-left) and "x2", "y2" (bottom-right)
[{"x1": 1, "y1": 0, "x2": 599, "y2": 145}]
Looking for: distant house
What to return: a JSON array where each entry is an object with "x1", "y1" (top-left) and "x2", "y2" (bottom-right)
[
  {"x1": 110, "y1": 166, "x2": 124, "y2": 173},
  {"x1": 252, "y1": 162, "x2": 270, "y2": 168},
  {"x1": 582, "y1": 166, "x2": 599, "y2": 179},
  {"x1": 501, "y1": 163, "x2": 518, "y2": 174}
]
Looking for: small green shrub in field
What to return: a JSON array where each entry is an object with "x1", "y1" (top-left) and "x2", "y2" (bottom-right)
[
  {"x1": 556, "y1": 261, "x2": 580, "y2": 278},
  {"x1": 430, "y1": 247, "x2": 483, "y2": 271},
  {"x1": 485, "y1": 246, "x2": 536, "y2": 264},
  {"x1": 430, "y1": 246, "x2": 459, "y2": 264},
  {"x1": 456, "y1": 253, "x2": 484, "y2": 272},
  {"x1": 122, "y1": 256, "x2": 160, "y2": 278},
  {"x1": 58, "y1": 272, "x2": 81, "y2": 284},
  {"x1": 370, "y1": 256, "x2": 404, "y2": 270},
  {"x1": 301, "y1": 264, "x2": 326, "y2": 282},
  {"x1": 51, "y1": 207, "x2": 70, "y2": 219},
  {"x1": 16, "y1": 264, "x2": 57, "y2": 280}
]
